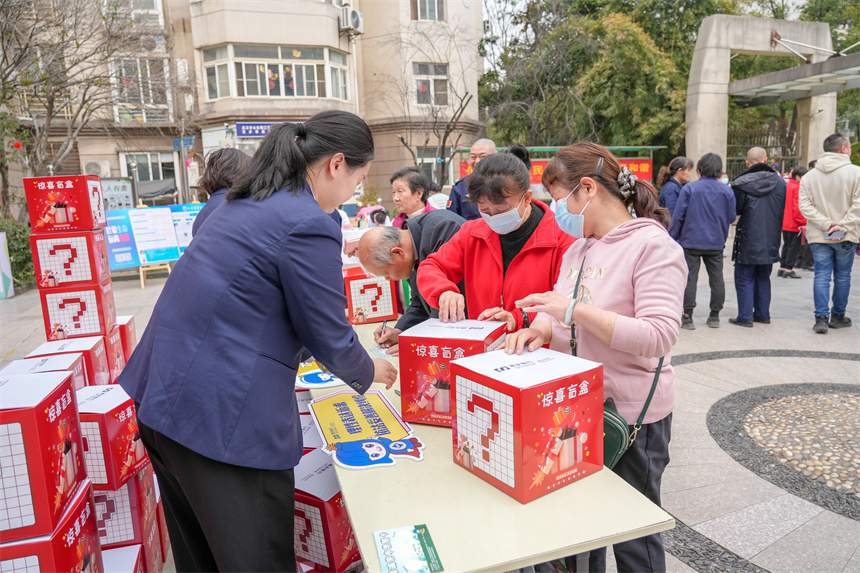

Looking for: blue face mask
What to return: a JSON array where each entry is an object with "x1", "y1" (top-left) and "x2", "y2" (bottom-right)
[
  {"x1": 721, "y1": 177, "x2": 729, "y2": 185},
  {"x1": 481, "y1": 193, "x2": 527, "y2": 235},
  {"x1": 553, "y1": 185, "x2": 591, "y2": 239}
]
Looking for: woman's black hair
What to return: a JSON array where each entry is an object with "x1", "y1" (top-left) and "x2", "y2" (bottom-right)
[
  {"x1": 468, "y1": 152, "x2": 530, "y2": 205},
  {"x1": 506, "y1": 143, "x2": 532, "y2": 170},
  {"x1": 390, "y1": 165, "x2": 429, "y2": 203},
  {"x1": 790, "y1": 166, "x2": 808, "y2": 180},
  {"x1": 199, "y1": 148, "x2": 251, "y2": 196},
  {"x1": 696, "y1": 153, "x2": 723, "y2": 179},
  {"x1": 227, "y1": 110, "x2": 374, "y2": 201},
  {"x1": 370, "y1": 209, "x2": 389, "y2": 225},
  {"x1": 656, "y1": 156, "x2": 694, "y2": 187}
]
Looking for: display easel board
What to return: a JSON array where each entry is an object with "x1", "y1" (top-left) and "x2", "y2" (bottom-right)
[
  {"x1": 450, "y1": 348, "x2": 604, "y2": 504},
  {"x1": 101, "y1": 544, "x2": 144, "y2": 573},
  {"x1": 39, "y1": 278, "x2": 116, "y2": 341},
  {"x1": 0, "y1": 480, "x2": 104, "y2": 573},
  {"x1": 24, "y1": 175, "x2": 107, "y2": 233},
  {"x1": 0, "y1": 353, "x2": 88, "y2": 391},
  {"x1": 31, "y1": 229, "x2": 110, "y2": 290},
  {"x1": 76, "y1": 386, "x2": 148, "y2": 491},
  {"x1": 294, "y1": 449, "x2": 360, "y2": 572},
  {"x1": 105, "y1": 325, "x2": 127, "y2": 384},
  {"x1": 114, "y1": 316, "x2": 138, "y2": 363},
  {"x1": 399, "y1": 319, "x2": 506, "y2": 428},
  {"x1": 343, "y1": 267, "x2": 398, "y2": 325},
  {"x1": 0, "y1": 372, "x2": 86, "y2": 543},
  {"x1": 28, "y1": 337, "x2": 111, "y2": 387}
]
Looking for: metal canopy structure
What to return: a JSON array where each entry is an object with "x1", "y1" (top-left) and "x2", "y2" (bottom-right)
[{"x1": 730, "y1": 52, "x2": 860, "y2": 107}]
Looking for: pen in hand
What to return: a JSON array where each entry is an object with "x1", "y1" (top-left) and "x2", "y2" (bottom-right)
[{"x1": 379, "y1": 320, "x2": 388, "y2": 348}]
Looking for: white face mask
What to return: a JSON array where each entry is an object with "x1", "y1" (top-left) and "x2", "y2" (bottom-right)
[{"x1": 480, "y1": 193, "x2": 527, "y2": 235}]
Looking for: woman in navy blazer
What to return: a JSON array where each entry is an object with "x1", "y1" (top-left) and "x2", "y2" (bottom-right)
[{"x1": 119, "y1": 111, "x2": 397, "y2": 572}]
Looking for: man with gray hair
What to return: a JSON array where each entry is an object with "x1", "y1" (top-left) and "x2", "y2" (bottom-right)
[
  {"x1": 729, "y1": 146, "x2": 786, "y2": 327},
  {"x1": 357, "y1": 209, "x2": 465, "y2": 355},
  {"x1": 448, "y1": 138, "x2": 497, "y2": 220},
  {"x1": 799, "y1": 133, "x2": 860, "y2": 333}
]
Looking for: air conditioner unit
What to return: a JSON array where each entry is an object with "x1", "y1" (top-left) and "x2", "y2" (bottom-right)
[
  {"x1": 84, "y1": 160, "x2": 111, "y2": 178},
  {"x1": 340, "y1": 7, "x2": 364, "y2": 35}
]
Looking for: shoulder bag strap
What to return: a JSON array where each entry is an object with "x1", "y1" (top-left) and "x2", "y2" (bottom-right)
[
  {"x1": 568, "y1": 257, "x2": 586, "y2": 357},
  {"x1": 628, "y1": 356, "x2": 664, "y2": 445}
]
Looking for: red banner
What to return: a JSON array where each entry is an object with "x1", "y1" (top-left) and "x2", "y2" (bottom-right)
[{"x1": 459, "y1": 158, "x2": 653, "y2": 185}]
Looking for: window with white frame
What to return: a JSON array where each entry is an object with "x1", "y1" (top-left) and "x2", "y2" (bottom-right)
[
  {"x1": 413, "y1": 63, "x2": 448, "y2": 106},
  {"x1": 418, "y1": 147, "x2": 452, "y2": 184},
  {"x1": 114, "y1": 58, "x2": 171, "y2": 122},
  {"x1": 106, "y1": 0, "x2": 165, "y2": 27},
  {"x1": 411, "y1": 0, "x2": 445, "y2": 21},
  {"x1": 329, "y1": 50, "x2": 348, "y2": 100},
  {"x1": 124, "y1": 152, "x2": 174, "y2": 182}
]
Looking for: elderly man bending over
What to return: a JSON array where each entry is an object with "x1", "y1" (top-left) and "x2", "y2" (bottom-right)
[{"x1": 357, "y1": 209, "x2": 465, "y2": 355}]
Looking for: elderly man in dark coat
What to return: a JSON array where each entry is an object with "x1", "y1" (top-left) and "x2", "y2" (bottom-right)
[{"x1": 729, "y1": 146, "x2": 787, "y2": 327}]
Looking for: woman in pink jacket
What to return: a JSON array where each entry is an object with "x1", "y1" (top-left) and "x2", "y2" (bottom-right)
[{"x1": 506, "y1": 142, "x2": 686, "y2": 573}]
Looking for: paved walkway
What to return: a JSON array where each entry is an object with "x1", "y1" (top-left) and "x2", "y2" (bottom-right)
[{"x1": 2, "y1": 251, "x2": 859, "y2": 573}]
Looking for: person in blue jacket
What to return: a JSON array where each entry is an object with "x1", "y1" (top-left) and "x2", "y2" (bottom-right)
[
  {"x1": 656, "y1": 156, "x2": 693, "y2": 215},
  {"x1": 118, "y1": 111, "x2": 397, "y2": 572},
  {"x1": 191, "y1": 148, "x2": 250, "y2": 237},
  {"x1": 448, "y1": 138, "x2": 496, "y2": 220},
  {"x1": 669, "y1": 153, "x2": 737, "y2": 330}
]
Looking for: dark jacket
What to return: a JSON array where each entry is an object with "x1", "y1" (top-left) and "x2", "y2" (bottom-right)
[
  {"x1": 397, "y1": 210, "x2": 466, "y2": 332},
  {"x1": 731, "y1": 163, "x2": 786, "y2": 265},
  {"x1": 447, "y1": 175, "x2": 481, "y2": 221},
  {"x1": 191, "y1": 188, "x2": 227, "y2": 236},
  {"x1": 118, "y1": 184, "x2": 374, "y2": 471},
  {"x1": 668, "y1": 177, "x2": 736, "y2": 251},
  {"x1": 658, "y1": 178, "x2": 683, "y2": 215}
]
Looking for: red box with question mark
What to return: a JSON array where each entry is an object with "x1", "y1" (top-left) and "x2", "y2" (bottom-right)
[
  {"x1": 91, "y1": 462, "x2": 157, "y2": 551},
  {"x1": 450, "y1": 347, "x2": 604, "y2": 504},
  {"x1": 342, "y1": 267, "x2": 399, "y2": 325},
  {"x1": 114, "y1": 316, "x2": 138, "y2": 363},
  {"x1": 0, "y1": 480, "x2": 105, "y2": 573},
  {"x1": 0, "y1": 353, "x2": 89, "y2": 391},
  {"x1": 0, "y1": 372, "x2": 87, "y2": 544},
  {"x1": 30, "y1": 229, "x2": 110, "y2": 290},
  {"x1": 151, "y1": 475, "x2": 170, "y2": 563},
  {"x1": 27, "y1": 336, "x2": 112, "y2": 387},
  {"x1": 105, "y1": 326, "x2": 127, "y2": 383},
  {"x1": 293, "y1": 449, "x2": 360, "y2": 572},
  {"x1": 38, "y1": 278, "x2": 116, "y2": 341},
  {"x1": 24, "y1": 175, "x2": 107, "y2": 233},
  {"x1": 399, "y1": 319, "x2": 507, "y2": 428},
  {"x1": 76, "y1": 385, "x2": 148, "y2": 491}
]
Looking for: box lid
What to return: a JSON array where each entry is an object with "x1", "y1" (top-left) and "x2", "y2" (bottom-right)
[
  {"x1": 0, "y1": 372, "x2": 72, "y2": 409},
  {"x1": 453, "y1": 348, "x2": 601, "y2": 389},
  {"x1": 115, "y1": 315, "x2": 134, "y2": 325},
  {"x1": 401, "y1": 318, "x2": 506, "y2": 341},
  {"x1": 76, "y1": 385, "x2": 131, "y2": 413},
  {"x1": 294, "y1": 448, "x2": 340, "y2": 501},
  {"x1": 0, "y1": 353, "x2": 83, "y2": 376},
  {"x1": 101, "y1": 545, "x2": 142, "y2": 572},
  {"x1": 27, "y1": 336, "x2": 104, "y2": 357}
]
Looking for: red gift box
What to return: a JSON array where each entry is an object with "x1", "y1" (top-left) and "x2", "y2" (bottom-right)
[
  {"x1": 451, "y1": 347, "x2": 604, "y2": 504},
  {"x1": 31, "y1": 229, "x2": 110, "y2": 290},
  {"x1": 91, "y1": 463, "x2": 156, "y2": 551},
  {"x1": 0, "y1": 480, "x2": 104, "y2": 573},
  {"x1": 28, "y1": 337, "x2": 111, "y2": 387},
  {"x1": 294, "y1": 450, "x2": 359, "y2": 572},
  {"x1": 399, "y1": 319, "x2": 507, "y2": 428},
  {"x1": 114, "y1": 316, "x2": 137, "y2": 363},
  {"x1": 76, "y1": 386, "x2": 148, "y2": 491},
  {"x1": 342, "y1": 267, "x2": 398, "y2": 325},
  {"x1": 151, "y1": 475, "x2": 170, "y2": 564},
  {"x1": 39, "y1": 278, "x2": 116, "y2": 342},
  {"x1": 105, "y1": 326, "x2": 127, "y2": 384},
  {"x1": 140, "y1": 517, "x2": 162, "y2": 573},
  {"x1": 1, "y1": 353, "x2": 88, "y2": 391},
  {"x1": 24, "y1": 175, "x2": 107, "y2": 233},
  {"x1": 0, "y1": 372, "x2": 86, "y2": 543},
  {"x1": 101, "y1": 544, "x2": 144, "y2": 573}
]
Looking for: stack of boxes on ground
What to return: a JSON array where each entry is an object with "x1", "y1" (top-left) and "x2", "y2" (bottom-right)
[{"x1": 0, "y1": 175, "x2": 165, "y2": 572}]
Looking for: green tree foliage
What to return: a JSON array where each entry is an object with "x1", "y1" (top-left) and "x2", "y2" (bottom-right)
[{"x1": 0, "y1": 217, "x2": 34, "y2": 287}]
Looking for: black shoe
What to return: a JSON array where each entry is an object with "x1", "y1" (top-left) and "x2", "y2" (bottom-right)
[
  {"x1": 802, "y1": 266, "x2": 815, "y2": 272},
  {"x1": 777, "y1": 269, "x2": 784, "y2": 277},
  {"x1": 814, "y1": 315, "x2": 829, "y2": 334},
  {"x1": 706, "y1": 316, "x2": 720, "y2": 328},
  {"x1": 782, "y1": 270, "x2": 801, "y2": 279},
  {"x1": 753, "y1": 317, "x2": 771, "y2": 324},
  {"x1": 681, "y1": 315, "x2": 695, "y2": 330},
  {"x1": 729, "y1": 318, "x2": 753, "y2": 328},
  {"x1": 829, "y1": 314, "x2": 852, "y2": 329}
]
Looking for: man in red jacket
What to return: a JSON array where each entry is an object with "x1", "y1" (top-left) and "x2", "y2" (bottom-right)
[{"x1": 778, "y1": 166, "x2": 808, "y2": 279}]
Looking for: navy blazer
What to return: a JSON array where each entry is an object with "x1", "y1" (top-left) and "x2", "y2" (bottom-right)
[
  {"x1": 191, "y1": 188, "x2": 228, "y2": 237},
  {"x1": 447, "y1": 175, "x2": 481, "y2": 221},
  {"x1": 119, "y1": 184, "x2": 374, "y2": 470},
  {"x1": 668, "y1": 177, "x2": 736, "y2": 251}
]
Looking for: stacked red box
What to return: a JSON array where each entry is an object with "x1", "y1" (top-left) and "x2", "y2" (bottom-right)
[
  {"x1": 450, "y1": 347, "x2": 605, "y2": 504},
  {"x1": 92, "y1": 463, "x2": 157, "y2": 551},
  {"x1": 31, "y1": 229, "x2": 110, "y2": 290},
  {"x1": 293, "y1": 449, "x2": 359, "y2": 572},
  {"x1": 105, "y1": 326, "x2": 127, "y2": 383},
  {"x1": 28, "y1": 337, "x2": 111, "y2": 387},
  {"x1": 101, "y1": 544, "x2": 144, "y2": 573},
  {"x1": 140, "y1": 517, "x2": 163, "y2": 573},
  {"x1": 39, "y1": 278, "x2": 116, "y2": 342},
  {"x1": 0, "y1": 480, "x2": 104, "y2": 573},
  {"x1": 0, "y1": 353, "x2": 88, "y2": 391},
  {"x1": 151, "y1": 475, "x2": 170, "y2": 564},
  {"x1": 0, "y1": 372, "x2": 86, "y2": 543},
  {"x1": 24, "y1": 175, "x2": 107, "y2": 233},
  {"x1": 114, "y1": 316, "x2": 137, "y2": 363},
  {"x1": 399, "y1": 319, "x2": 507, "y2": 427},
  {"x1": 342, "y1": 267, "x2": 398, "y2": 325},
  {"x1": 76, "y1": 386, "x2": 148, "y2": 491}
]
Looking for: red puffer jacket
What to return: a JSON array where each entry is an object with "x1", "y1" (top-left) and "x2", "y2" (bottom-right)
[
  {"x1": 417, "y1": 200, "x2": 574, "y2": 330},
  {"x1": 782, "y1": 179, "x2": 807, "y2": 232}
]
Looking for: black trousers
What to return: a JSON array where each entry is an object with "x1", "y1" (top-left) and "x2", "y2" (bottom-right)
[
  {"x1": 682, "y1": 249, "x2": 725, "y2": 316},
  {"x1": 139, "y1": 421, "x2": 296, "y2": 572},
  {"x1": 780, "y1": 231, "x2": 802, "y2": 270}
]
